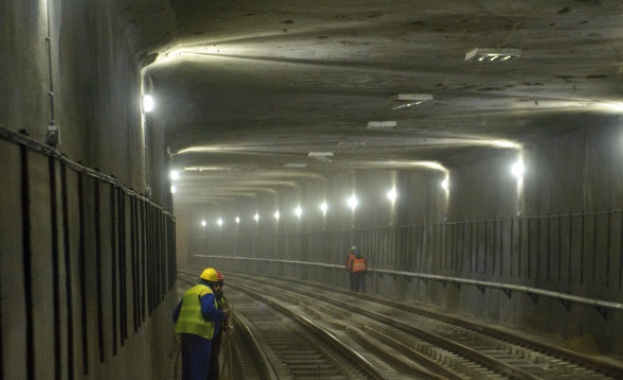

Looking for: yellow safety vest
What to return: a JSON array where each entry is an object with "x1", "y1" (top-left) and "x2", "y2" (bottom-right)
[{"x1": 175, "y1": 284, "x2": 217, "y2": 339}]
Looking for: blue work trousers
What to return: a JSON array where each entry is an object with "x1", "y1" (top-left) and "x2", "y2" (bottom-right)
[{"x1": 181, "y1": 333, "x2": 213, "y2": 380}]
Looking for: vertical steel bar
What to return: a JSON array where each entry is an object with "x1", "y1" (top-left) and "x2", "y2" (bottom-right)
[
  {"x1": 77, "y1": 172, "x2": 89, "y2": 375},
  {"x1": 510, "y1": 219, "x2": 515, "y2": 278},
  {"x1": 20, "y1": 145, "x2": 35, "y2": 380},
  {"x1": 518, "y1": 218, "x2": 523, "y2": 278},
  {"x1": 109, "y1": 184, "x2": 118, "y2": 356},
  {"x1": 558, "y1": 215, "x2": 562, "y2": 282},
  {"x1": 536, "y1": 217, "x2": 541, "y2": 280},
  {"x1": 48, "y1": 157, "x2": 61, "y2": 380},
  {"x1": 483, "y1": 221, "x2": 488, "y2": 275},
  {"x1": 118, "y1": 190, "x2": 127, "y2": 345},
  {"x1": 580, "y1": 213, "x2": 585, "y2": 284},
  {"x1": 606, "y1": 211, "x2": 612, "y2": 288},
  {"x1": 527, "y1": 218, "x2": 532, "y2": 279},
  {"x1": 546, "y1": 216, "x2": 551, "y2": 282},
  {"x1": 60, "y1": 163, "x2": 75, "y2": 380},
  {"x1": 569, "y1": 214, "x2": 573, "y2": 284},
  {"x1": 94, "y1": 179, "x2": 104, "y2": 363},
  {"x1": 592, "y1": 212, "x2": 598, "y2": 286}
]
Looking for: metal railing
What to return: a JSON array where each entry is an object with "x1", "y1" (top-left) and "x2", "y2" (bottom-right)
[{"x1": 197, "y1": 255, "x2": 623, "y2": 319}]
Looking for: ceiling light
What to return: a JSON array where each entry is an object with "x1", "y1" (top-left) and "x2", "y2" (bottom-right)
[
  {"x1": 441, "y1": 179, "x2": 449, "y2": 191},
  {"x1": 367, "y1": 121, "x2": 397, "y2": 130},
  {"x1": 511, "y1": 159, "x2": 525, "y2": 178},
  {"x1": 254, "y1": 213, "x2": 260, "y2": 222},
  {"x1": 294, "y1": 206, "x2": 303, "y2": 218},
  {"x1": 284, "y1": 163, "x2": 307, "y2": 168},
  {"x1": 347, "y1": 195, "x2": 359, "y2": 210},
  {"x1": 143, "y1": 94, "x2": 155, "y2": 112},
  {"x1": 391, "y1": 94, "x2": 433, "y2": 110},
  {"x1": 308, "y1": 152, "x2": 333, "y2": 157},
  {"x1": 386, "y1": 188, "x2": 397, "y2": 202},
  {"x1": 274, "y1": 211, "x2": 280, "y2": 220},
  {"x1": 337, "y1": 141, "x2": 366, "y2": 148},
  {"x1": 319, "y1": 201, "x2": 328, "y2": 214},
  {"x1": 201, "y1": 220, "x2": 207, "y2": 227},
  {"x1": 217, "y1": 218, "x2": 223, "y2": 226},
  {"x1": 308, "y1": 152, "x2": 333, "y2": 163},
  {"x1": 170, "y1": 170, "x2": 180, "y2": 180},
  {"x1": 235, "y1": 217, "x2": 240, "y2": 224},
  {"x1": 464, "y1": 48, "x2": 521, "y2": 63}
]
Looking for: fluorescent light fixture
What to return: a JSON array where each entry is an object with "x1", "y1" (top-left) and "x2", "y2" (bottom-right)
[
  {"x1": 201, "y1": 220, "x2": 207, "y2": 227},
  {"x1": 254, "y1": 213, "x2": 259, "y2": 222},
  {"x1": 235, "y1": 217, "x2": 240, "y2": 224},
  {"x1": 217, "y1": 218, "x2": 223, "y2": 226},
  {"x1": 337, "y1": 141, "x2": 366, "y2": 148},
  {"x1": 511, "y1": 159, "x2": 525, "y2": 178},
  {"x1": 347, "y1": 195, "x2": 359, "y2": 210},
  {"x1": 143, "y1": 95, "x2": 155, "y2": 112},
  {"x1": 319, "y1": 201, "x2": 328, "y2": 214},
  {"x1": 308, "y1": 152, "x2": 333, "y2": 163},
  {"x1": 308, "y1": 152, "x2": 333, "y2": 157},
  {"x1": 294, "y1": 206, "x2": 303, "y2": 218},
  {"x1": 170, "y1": 170, "x2": 179, "y2": 180},
  {"x1": 274, "y1": 211, "x2": 280, "y2": 220},
  {"x1": 386, "y1": 188, "x2": 397, "y2": 202},
  {"x1": 391, "y1": 94, "x2": 433, "y2": 110},
  {"x1": 284, "y1": 163, "x2": 307, "y2": 168},
  {"x1": 441, "y1": 179, "x2": 449, "y2": 191},
  {"x1": 367, "y1": 121, "x2": 397, "y2": 130},
  {"x1": 464, "y1": 48, "x2": 521, "y2": 62}
]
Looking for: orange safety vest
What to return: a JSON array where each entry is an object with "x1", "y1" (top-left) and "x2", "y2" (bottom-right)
[{"x1": 351, "y1": 257, "x2": 367, "y2": 273}]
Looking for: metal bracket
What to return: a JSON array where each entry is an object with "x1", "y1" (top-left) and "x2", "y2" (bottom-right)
[
  {"x1": 502, "y1": 289, "x2": 512, "y2": 299},
  {"x1": 596, "y1": 307, "x2": 608, "y2": 321},
  {"x1": 452, "y1": 281, "x2": 461, "y2": 290},
  {"x1": 558, "y1": 299, "x2": 571, "y2": 311},
  {"x1": 476, "y1": 285, "x2": 485, "y2": 294},
  {"x1": 419, "y1": 278, "x2": 428, "y2": 286},
  {"x1": 527, "y1": 292, "x2": 539, "y2": 303}
]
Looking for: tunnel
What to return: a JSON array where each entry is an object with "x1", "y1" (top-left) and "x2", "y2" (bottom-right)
[{"x1": 2, "y1": 0, "x2": 623, "y2": 379}]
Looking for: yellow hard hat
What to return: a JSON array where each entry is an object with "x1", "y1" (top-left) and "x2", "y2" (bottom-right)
[{"x1": 200, "y1": 268, "x2": 218, "y2": 282}]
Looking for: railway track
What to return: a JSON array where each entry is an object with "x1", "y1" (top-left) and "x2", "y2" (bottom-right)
[
  {"x1": 176, "y1": 272, "x2": 393, "y2": 379},
  {"x1": 175, "y1": 271, "x2": 623, "y2": 379}
]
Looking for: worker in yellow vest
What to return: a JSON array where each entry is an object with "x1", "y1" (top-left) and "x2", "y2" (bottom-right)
[{"x1": 173, "y1": 268, "x2": 228, "y2": 380}]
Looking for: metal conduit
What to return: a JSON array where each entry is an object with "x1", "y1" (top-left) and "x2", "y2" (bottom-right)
[{"x1": 198, "y1": 255, "x2": 623, "y2": 314}]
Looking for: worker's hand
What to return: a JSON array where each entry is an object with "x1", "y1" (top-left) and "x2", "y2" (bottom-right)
[{"x1": 222, "y1": 308, "x2": 232, "y2": 319}]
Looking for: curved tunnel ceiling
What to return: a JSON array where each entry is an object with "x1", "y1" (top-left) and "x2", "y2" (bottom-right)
[{"x1": 142, "y1": 0, "x2": 623, "y2": 204}]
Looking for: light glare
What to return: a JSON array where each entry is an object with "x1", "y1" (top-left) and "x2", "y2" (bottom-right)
[
  {"x1": 347, "y1": 195, "x2": 359, "y2": 210},
  {"x1": 319, "y1": 201, "x2": 328, "y2": 214},
  {"x1": 143, "y1": 95, "x2": 155, "y2": 112},
  {"x1": 201, "y1": 220, "x2": 206, "y2": 227},
  {"x1": 274, "y1": 211, "x2": 280, "y2": 220},
  {"x1": 386, "y1": 188, "x2": 397, "y2": 202},
  {"x1": 511, "y1": 159, "x2": 525, "y2": 178},
  {"x1": 294, "y1": 206, "x2": 303, "y2": 218},
  {"x1": 170, "y1": 170, "x2": 180, "y2": 180}
]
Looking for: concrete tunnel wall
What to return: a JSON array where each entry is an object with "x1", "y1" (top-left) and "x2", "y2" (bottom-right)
[
  {"x1": 182, "y1": 122, "x2": 623, "y2": 358},
  {"x1": 1, "y1": 1, "x2": 177, "y2": 379}
]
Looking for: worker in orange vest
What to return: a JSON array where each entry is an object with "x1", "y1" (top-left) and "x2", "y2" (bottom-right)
[
  {"x1": 345, "y1": 245, "x2": 357, "y2": 291},
  {"x1": 347, "y1": 247, "x2": 367, "y2": 292}
]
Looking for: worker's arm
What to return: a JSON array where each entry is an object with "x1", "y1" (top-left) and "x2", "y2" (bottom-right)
[
  {"x1": 172, "y1": 299, "x2": 183, "y2": 322},
  {"x1": 200, "y1": 293, "x2": 224, "y2": 322}
]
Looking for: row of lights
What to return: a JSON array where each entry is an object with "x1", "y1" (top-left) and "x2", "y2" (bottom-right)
[
  {"x1": 195, "y1": 157, "x2": 525, "y2": 228},
  {"x1": 200, "y1": 195, "x2": 371, "y2": 228}
]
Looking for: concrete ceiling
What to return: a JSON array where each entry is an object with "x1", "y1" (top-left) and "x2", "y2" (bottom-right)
[{"x1": 143, "y1": 0, "x2": 623, "y2": 204}]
